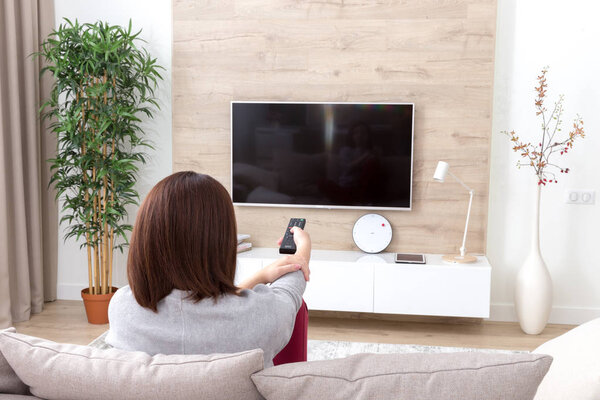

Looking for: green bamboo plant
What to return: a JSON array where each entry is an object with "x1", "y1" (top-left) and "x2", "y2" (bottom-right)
[{"x1": 37, "y1": 19, "x2": 163, "y2": 295}]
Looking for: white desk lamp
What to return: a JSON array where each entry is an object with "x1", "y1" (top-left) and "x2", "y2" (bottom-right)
[{"x1": 433, "y1": 161, "x2": 477, "y2": 263}]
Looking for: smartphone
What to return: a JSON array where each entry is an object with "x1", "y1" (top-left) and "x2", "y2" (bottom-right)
[{"x1": 394, "y1": 253, "x2": 426, "y2": 264}]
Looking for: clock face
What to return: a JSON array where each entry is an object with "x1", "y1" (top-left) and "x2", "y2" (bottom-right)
[{"x1": 352, "y1": 214, "x2": 393, "y2": 254}]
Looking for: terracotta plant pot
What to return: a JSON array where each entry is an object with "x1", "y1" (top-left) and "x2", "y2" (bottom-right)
[{"x1": 81, "y1": 287, "x2": 118, "y2": 324}]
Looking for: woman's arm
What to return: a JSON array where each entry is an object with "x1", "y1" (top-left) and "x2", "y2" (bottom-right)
[{"x1": 238, "y1": 227, "x2": 311, "y2": 290}]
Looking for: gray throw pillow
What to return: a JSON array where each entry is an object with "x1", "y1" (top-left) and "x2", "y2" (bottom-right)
[
  {"x1": 0, "y1": 330, "x2": 264, "y2": 400},
  {"x1": 0, "y1": 328, "x2": 29, "y2": 395},
  {"x1": 252, "y1": 352, "x2": 552, "y2": 400}
]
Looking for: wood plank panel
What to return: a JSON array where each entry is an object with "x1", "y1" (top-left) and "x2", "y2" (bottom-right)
[
  {"x1": 173, "y1": 0, "x2": 497, "y2": 254},
  {"x1": 173, "y1": 0, "x2": 489, "y2": 21}
]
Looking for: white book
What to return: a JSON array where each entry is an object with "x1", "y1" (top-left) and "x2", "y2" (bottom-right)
[
  {"x1": 237, "y1": 233, "x2": 250, "y2": 244},
  {"x1": 237, "y1": 242, "x2": 252, "y2": 253}
]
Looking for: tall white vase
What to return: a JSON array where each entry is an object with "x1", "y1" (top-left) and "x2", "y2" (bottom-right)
[{"x1": 515, "y1": 184, "x2": 553, "y2": 335}]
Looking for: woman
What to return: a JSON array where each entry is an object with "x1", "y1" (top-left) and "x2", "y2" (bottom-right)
[{"x1": 106, "y1": 171, "x2": 311, "y2": 367}]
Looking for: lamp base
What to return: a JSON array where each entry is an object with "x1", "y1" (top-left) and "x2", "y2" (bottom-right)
[{"x1": 442, "y1": 254, "x2": 477, "y2": 264}]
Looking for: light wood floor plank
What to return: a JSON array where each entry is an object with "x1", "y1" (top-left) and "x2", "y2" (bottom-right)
[{"x1": 14, "y1": 300, "x2": 107, "y2": 345}]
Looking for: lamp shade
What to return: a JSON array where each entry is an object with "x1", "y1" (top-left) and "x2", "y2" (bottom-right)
[{"x1": 433, "y1": 161, "x2": 449, "y2": 182}]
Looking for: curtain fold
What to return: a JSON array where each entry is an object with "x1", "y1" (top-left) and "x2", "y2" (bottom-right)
[
  {"x1": 38, "y1": 0, "x2": 58, "y2": 304},
  {"x1": 0, "y1": 0, "x2": 57, "y2": 328}
]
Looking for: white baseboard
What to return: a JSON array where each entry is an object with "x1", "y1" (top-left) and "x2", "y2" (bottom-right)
[
  {"x1": 490, "y1": 303, "x2": 600, "y2": 325},
  {"x1": 57, "y1": 283, "x2": 86, "y2": 301}
]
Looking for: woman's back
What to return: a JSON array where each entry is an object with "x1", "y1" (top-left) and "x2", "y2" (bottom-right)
[{"x1": 107, "y1": 270, "x2": 306, "y2": 366}]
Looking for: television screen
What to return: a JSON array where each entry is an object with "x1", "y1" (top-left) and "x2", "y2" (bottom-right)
[{"x1": 231, "y1": 102, "x2": 414, "y2": 210}]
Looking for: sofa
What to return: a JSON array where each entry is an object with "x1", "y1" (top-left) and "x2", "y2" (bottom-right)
[{"x1": 1, "y1": 317, "x2": 599, "y2": 400}]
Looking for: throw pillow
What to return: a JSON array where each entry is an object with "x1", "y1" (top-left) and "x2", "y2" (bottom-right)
[
  {"x1": 0, "y1": 330, "x2": 264, "y2": 400},
  {"x1": 534, "y1": 317, "x2": 600, "y2": 400},
  {"x1": 252, "y1": 351, "x2": 552, "y2": 400}
]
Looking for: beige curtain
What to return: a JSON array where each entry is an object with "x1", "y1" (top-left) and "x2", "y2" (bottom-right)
[{"x1": 0, "y1": 0, "x2": 57, "y2": 328}]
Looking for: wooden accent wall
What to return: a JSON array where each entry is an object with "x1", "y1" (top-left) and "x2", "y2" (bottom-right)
[{"x1": 172, "y1": 0, "x2": 497, "y2": 254}]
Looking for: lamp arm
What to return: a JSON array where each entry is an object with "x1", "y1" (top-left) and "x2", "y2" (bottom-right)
[
  {"x1": 460, "y1": 189, "x2": 474, "y2": 257},
  {"x1": 447, "y1": 171, "x2": 473, "y2": 192}
]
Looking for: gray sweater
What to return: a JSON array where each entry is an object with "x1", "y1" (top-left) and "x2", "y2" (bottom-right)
[{"x1": 106, "y1": 270, "x2": 306, "y2": 367}]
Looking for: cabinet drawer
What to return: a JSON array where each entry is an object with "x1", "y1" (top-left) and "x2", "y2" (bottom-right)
[
  {"x1": 304, "y1": 261, "x2": 374, "y2": 312},
  {"x1": 373, "y1": 264, "x2": 490, "y2": 318},
  {"x1": 234, "y1": 258, "x2": 263, "y2": 286}
]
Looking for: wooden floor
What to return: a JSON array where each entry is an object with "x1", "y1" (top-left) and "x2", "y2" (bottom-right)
[
  {"x1": 14, "y1": 301, "x2": 108, "y2": 345},
  {"x1": 14, "y1": 300, "x2": 574, "y2": 350},
  {"x1": 309, "y1": 317, "x2": 572, "y2": 351}
]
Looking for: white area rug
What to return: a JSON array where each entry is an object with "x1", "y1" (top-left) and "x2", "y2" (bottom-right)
[
  {"x1": 89, "y1": 331, "x2": 525, "y2": 360},
  {"x1": 306, "y1": 340, "x2": 524, "y2": 360}
]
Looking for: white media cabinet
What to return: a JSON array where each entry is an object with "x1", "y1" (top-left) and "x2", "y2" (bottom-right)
[{"x1": 236, "y1": 248, "x2": 491, "y2": 318}]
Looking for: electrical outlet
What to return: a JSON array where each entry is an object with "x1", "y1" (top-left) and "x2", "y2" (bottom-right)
[{"x1": 565, "y1": 190, "x2": 596, "y2": 205}]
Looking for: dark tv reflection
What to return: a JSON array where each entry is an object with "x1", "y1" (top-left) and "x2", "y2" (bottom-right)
[{"x1": 231, "y1": 102, "x2": 413, "y2": 209}]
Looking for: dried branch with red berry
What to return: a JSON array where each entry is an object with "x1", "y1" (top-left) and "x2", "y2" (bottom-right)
[{"x1": 501, "y1": 67, "x2": 585, "y2": 186}]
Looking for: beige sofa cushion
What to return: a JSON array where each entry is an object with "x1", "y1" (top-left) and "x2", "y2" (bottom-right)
[
  {"x1": 0, "y1": 328, "x2": 29, "y2": 395},
  {"x1": 534, "y1": 317, "x2": 600, "y2": 400},
  {"x1": 252, "y1": 352, "x2": 552, "y2": 400},
  {"x1": 0, "y1": 330, "x2": 264, "y2": 400}
]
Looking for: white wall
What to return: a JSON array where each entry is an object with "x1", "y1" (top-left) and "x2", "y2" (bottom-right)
[
  {"x1": 54, "y1": 0, "x2": 172, "y2": 299},
  {"x1": 488, "y1": 0, "x2": 600, "y2": 324}
]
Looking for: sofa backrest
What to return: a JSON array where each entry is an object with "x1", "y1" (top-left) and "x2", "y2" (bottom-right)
[
  {"x1": 252, "y1": 351, "x2": 553, "y2": 400},
  {"x1": 0, "y1": 329, "x2": 264, "y2": 400},
  {"x1": 0, "y1": 328, "x2": 29, "y2": 396}
]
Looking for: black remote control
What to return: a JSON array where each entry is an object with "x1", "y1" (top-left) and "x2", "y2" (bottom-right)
[{"x1": 279, "y1": 218, "x2": 306, "y2": 254}]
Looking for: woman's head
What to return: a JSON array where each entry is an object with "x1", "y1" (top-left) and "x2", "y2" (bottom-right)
[{"x1": 127, "y1": 171, "x2": 238, "y2": 311}]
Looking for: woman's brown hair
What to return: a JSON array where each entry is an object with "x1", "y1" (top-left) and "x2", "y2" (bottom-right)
[{"x1": 127, "y1": 171, "x2": 238, "y2": 311}]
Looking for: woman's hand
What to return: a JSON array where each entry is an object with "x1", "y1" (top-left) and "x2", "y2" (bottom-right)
[
  {"x1": 237, "y1": 227, "x2": 311, "y2": 289},
  {"x1": 276, "y1": 227, "x2": 311, "y2": 281},
  {"x1": 258, "y1": 258, "x2": 303, "y2": 284}
]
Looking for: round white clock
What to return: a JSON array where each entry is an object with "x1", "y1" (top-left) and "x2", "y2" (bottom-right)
[{"x1": 352, "y1": 214, "x2": 392, "y2": 254}]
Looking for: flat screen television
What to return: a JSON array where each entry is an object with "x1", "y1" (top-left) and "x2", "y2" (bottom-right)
[{"x1": 231, "y1": 101, "x2": 414, "y2": 210}]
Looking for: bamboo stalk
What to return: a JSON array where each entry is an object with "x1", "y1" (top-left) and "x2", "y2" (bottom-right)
[
  {"x1": 108, "y1": 227, "x2": 114, "y2": 292},
  {"x1": 103, "y1": 71, "x2": 108, "y2": 104},
  {"x1": 90, "y1": 76, "x2": 101, "y2": 296},
  {"x1": 92, "y1": 167, "x2": 100, "y2": 295},
  {"x1": 107, "y1": 75, "x2": 117, "y2": 293},
  {"x1": 108, "y1": 139, "x2": 116, "y2": 292},
  {"x1": 97, "y1": 193, "x2": 103, "y2": 294},
  {"x1": 102, "y1": 142, "x2": 108, "y2": 295},
  {"x1": 89, "y1": 76, "x2": 106, "y2": 295},
  {"x1": 92, "y1": 77, "x2": 105, "y2": 295},
  {"x1": 102, "y1": 72, "x2": 110, "y2": 294},
  {"x1": 79, "y1": 86, "x2": 93, "y2": 295}
]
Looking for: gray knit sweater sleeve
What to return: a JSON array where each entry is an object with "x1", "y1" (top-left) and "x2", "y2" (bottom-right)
[
  {"x1": 264, "y1": 267, "x2": 306, "y2": 312},
  {"x1": 106, "y1": 270, "x2": 306, "y2": 367}
]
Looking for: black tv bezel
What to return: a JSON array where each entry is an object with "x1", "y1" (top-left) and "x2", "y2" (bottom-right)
[{"x1": 230, "y1": 101, "x2": 415, "y2": 211}]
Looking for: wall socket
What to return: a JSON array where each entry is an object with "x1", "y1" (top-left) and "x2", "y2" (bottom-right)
[{"x1": 565, "y1": 190, "x2": 596, "y2": 205}]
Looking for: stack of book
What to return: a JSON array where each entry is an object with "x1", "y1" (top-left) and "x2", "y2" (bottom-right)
[{"x1": 237, "y1": 234, "x2": 252, "y2": 253}]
